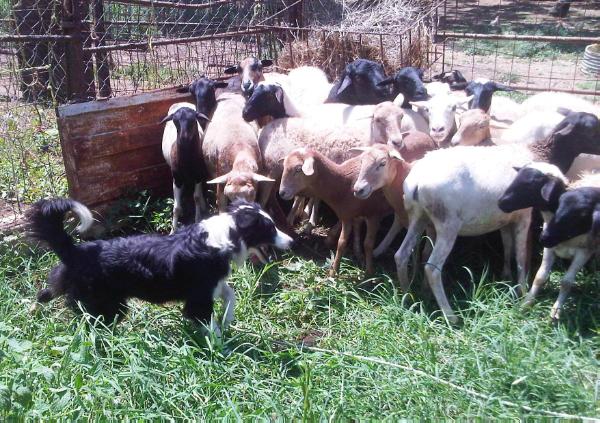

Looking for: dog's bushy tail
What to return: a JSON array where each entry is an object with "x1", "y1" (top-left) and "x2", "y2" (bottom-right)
[{"x1": 27, "y1": 198, "x2": 93, "y2": 264}]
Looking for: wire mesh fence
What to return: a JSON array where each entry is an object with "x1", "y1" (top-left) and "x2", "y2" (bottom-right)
[
  {"x1": 0, "y1": 0, "x2": 443, "y2": 228},
  {"x1": 434, "y1": 0, "x2": 600, "y2": 101}
]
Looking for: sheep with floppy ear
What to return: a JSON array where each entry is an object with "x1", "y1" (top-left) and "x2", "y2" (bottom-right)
[
  {"x1": 499, "y1": 164, "x2": 600, "y2": 321},
  {"x1": 161, "y1": 102, "x2": 210, "y2": 233},
  {"x1": 203, "y1": 92, "x2": 274, "y2": 211}
]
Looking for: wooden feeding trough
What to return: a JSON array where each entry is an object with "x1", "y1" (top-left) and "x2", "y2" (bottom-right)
[{"x1": 57, "y1": 87, "x2": 193, "y2": 211}]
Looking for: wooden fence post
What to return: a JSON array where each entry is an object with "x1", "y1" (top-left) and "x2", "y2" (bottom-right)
[
  {"x1": 92, "y1": 0, "x2": 112, "y2": 98},
  {"x1": 61, "y1": 0, "x2": 96, "y2": 101}
]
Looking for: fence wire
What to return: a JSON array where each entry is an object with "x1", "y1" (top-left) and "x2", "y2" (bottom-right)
[{"x1": 434, "y1": 0, "x2": 600, "y2": 101}]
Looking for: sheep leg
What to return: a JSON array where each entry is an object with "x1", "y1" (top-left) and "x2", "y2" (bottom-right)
[
  {"x1": 287, "y1": 196, "x2": 304, "y2": 225},
  {"x1": 364, "y1": 217, "x2": 381, "y2": 276},
  {"x1": 550, "y1": 249, "x2": 592, "y2": 321},
  {"x1": 171, "y1": 182, "x2": 184, "y2": 234},
  {"x1": 353, "y1": 219, "x2": 364, "y2": 262},
  {"x1": 394, "y1": 212, "x2": 428, "y2": 292},
  {"x1": 500, "y1": 225, "x2": 514, "y2": 280},
  {"x1": 257, "y1": 181, "x2": 273, "y2": 209},
  {"x1": 421, "y1": 225, "x2": 436, "y2": 261},
  {"x1": 308, "y1": 199, "x2": 320, "y2": 228},
  {"x1": 193, "y1": 182, "x2": 206, "y2": 222},
  {"x1": 513, "y1": 214, "x2": 532, "y2": 296},
  {"x1": 373, "y1": 214, "x2": 402, "y2": 257},
  {"x1": 523, "y1": 248, "x2": 556, "y2": 307},
  {"x1": 330, "y1": 220, "x2": 351, "y2": 277},
  {"x1": 216, "y1": 184, "x2": 227, "y2": 212},
  {"x1": 325, "y1": 221, "x2": 342, "y2": 248},
  {"x1": 424, "y1": 222, "x2": 460, "y2": 324}
]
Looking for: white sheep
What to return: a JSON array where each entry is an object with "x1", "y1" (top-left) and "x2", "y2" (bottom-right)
[
  {"x1": 521, "y1": 91, "x2": 600, "y2": 116},
  {"x1": 161, "y1": 102, "x2": 210, "y2": 233},
  {"x1": 202, "y1": 92, "x2": 274, "y2": 210},
  {"x1": 395, "y1": 111, "x2": 600, "y2": 323}
]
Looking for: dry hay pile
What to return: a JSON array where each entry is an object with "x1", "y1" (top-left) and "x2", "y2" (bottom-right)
[{"x1": 277, "y1": 0, "x2": 434, "y2": 79}]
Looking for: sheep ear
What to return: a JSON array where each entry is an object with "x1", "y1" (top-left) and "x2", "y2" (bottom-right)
[
  {"x1": 512, "y1": 166, "x2": 522, "y2": 173},
  {"x1": 176, "y1": 85, "x2": 189, "y2": 94},
  {"x1": 337, "y1": 75, "x2": 352, "y2": 95},
  {"x1": 555, "y1": 122, "x2": 575, "y2": 136},
  {"x1": 274, "y1": 85, "x2": 285, "y2": 105},
  {"x1": 260, "y1": 59, "x2": 273, "y2": 67},
  {"x1": 592, "y1": 205, "x2": 600, "y2": 237},
  {"x1": 206, "y1": 173, "x2": 230, "y2": 185},
  {"x1": 214, "y1": 81, "x2": 229, "y2": 89},
  {"x1": 410, "y1": 101, "x2": 429, "y2": 111},
  {"x1": 196, "y1": 112, "x2": 210, "y2": 122},
  {"x1": 416, "y1": 68, "x2": 425, "y2": 80},
  {"x1": 224, "y1": 65, "x2": 240, "y2": 75},
  {"x1": 401, "y1": 131, "x2": 411, "y2": 137},
  {"x1": 457, "y1": 95, "x2": 474, "y2": 106},
  {"x1": 388, "y1": 149, "x2": 403, "y2": 160},
  {"x1": 492, "y1": 82, "x2": 513, "y2": 92},
  {"x1": 556, "y1": 107, "x2": 572, "y2": 116},
  {"x1": 540, "y1": 178, "x2": 564, "y2": 203},
  {"x1": 392, "y1": 93, "x2": 405, "y2": 107},
  {"x1": 252, "y1": 173, "x2": 275, "y2": 183},
  {"x1": 349, "y1": 147, "x2": 370, "y2": 154},
  {"x1": 302, "y1": 157, "x2": 315, "y2": 176},
  {"x1": 377, "y1": 77, "x2": 394, "y2": 87},
  {"x1": 159, "y1": 114, "x2": 173, "y2": 124}
]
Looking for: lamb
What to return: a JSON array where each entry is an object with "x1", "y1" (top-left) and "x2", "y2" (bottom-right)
[
  {"x1": 161, "y1": 102, "x2": 210, "y2": 233},
  {"x1": 377, "y1": 66, "x2": 429, "y2": 107},
  {"x1": 202, "y1": 92, "x2": 274, "y2": 211},
  {"x1": 410, "y1": 93, "x2": 473, "y2": 146},
  {"x1": 188, "y1": 77, "x2": 228, "y2": 129},
  {"x1": 326, "y1": 58, "x2": 390, "y2": 105},
  {"x1": 432, "y1": 69, "x2": 468, "y2": 90},
  {"x1": 351, "y1": 138, "x2": 437, "y2": 256},
  {"x1": 450, "y1": 108, "x2": 568, "y2": 147},
  {"x1": 279, "y1": 147, "x2": 392, "y2": 275},
  {"x1": 498, "y1": 164, "x2": 600, "y2": 320},
  {"x1": 223, "y1": 57, "x2": 288, "y2": 97},
  {"x1": 395, "y1": 111, "x2": 600, "y2": 323}
]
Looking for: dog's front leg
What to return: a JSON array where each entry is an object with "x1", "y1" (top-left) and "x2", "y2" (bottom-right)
[{"x1": 212, "y1": 279, "x2": 236, "y2": 330}]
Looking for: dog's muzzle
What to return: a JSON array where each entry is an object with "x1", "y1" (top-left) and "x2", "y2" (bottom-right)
[{"x1": 274, "y1": 229, "x2": 293, "y2": 250}]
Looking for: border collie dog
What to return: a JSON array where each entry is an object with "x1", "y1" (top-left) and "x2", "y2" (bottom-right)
[{"x1": 27, "y1": 198, "x2": 293, "y2": 330}]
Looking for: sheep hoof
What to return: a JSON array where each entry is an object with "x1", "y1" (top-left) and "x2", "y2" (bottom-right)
[
  {"x1": 521, "y1": 296, "x2": 536, "y2": 309},
  {"x1": 550, "y1": 306, "x2": 561, "y2": 322}
]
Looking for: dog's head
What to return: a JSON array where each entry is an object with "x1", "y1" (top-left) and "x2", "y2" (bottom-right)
[{"x1": 228, "y1": 200, "x2": 293, "y2": 252}]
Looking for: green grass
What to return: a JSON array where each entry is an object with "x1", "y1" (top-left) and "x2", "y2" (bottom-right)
[
  {"x1": 1, "y1": 195, "x2": 600, "y2": 419},
  {"x1": 0, "y1": 105, "x2": 67, "y2": 206},
  {"x1": 454, "y1": 25, "x2": 583, "y2": 60}
]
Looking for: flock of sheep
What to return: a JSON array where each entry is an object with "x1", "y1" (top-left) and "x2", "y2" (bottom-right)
[{"x1": 161, "y1": 57, "x2": 600, "y2": 324}]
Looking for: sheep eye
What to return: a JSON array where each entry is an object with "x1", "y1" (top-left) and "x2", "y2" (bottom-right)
[
  {"x1": 378, "y1": 160, "x2": 386, "y2": 168},
  {"x1": 295, "y1": 165, "x2": 302, "y2": 174}
]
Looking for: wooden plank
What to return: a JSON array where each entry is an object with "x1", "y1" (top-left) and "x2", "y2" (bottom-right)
[{"x1": 56, "y1": 86, "x2": 192, "y2": 209}]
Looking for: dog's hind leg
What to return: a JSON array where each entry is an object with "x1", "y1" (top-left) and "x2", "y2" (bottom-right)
[
  {"x1": 183, "y1": 294, "x2": 213, "y2": 326},
  {"x1": 36, "y1": 264, "x2": 68, "y2": 303}
]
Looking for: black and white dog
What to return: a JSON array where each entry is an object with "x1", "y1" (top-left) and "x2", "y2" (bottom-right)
[{"x1": 27, "y1": 198, "x2": 293, "y2": 331}]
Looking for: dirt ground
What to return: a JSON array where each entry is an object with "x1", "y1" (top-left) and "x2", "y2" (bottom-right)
[{"x1": 430, "y1": 0, "x2": 600, "y2": 100}]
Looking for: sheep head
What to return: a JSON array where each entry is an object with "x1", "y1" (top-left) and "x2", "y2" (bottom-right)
[
  {"x1": 450, "y1": 108, "x2": 491, "y2": 146},
  {"x1": 242, "y1": 83, "x2": 286, "y2": 122},
  {"x1": 371, "y1": 101, "x2": 405, "y2": 147},
  {"x1": 379, "y1": 66, "x2": 428, "y2": 107},
  {"x1": 498, "y1": 163, "x2": 567, "y2": 213},
  {"x1": 224, "y1": 57, "x2": 273, "y2": 97},
  {"x1": 411, "y1": 94, "x2": 473, "y2": 146},
  {"x1": 352, "y1": 144, "x2": 404, "y2": 200},
  {"x1": 207, "y1": 171, "x2": 274, "y2": 203},
  {"x1": 279, "y1": 148, "x2": 316, "y2": 201}
]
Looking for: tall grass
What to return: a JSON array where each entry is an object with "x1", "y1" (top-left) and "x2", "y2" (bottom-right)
[{"x1": 1, "y1": 199, "x2": 599, "y2": 418}]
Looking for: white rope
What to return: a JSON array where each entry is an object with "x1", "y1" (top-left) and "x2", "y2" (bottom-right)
[{"x1": 299, "y1": 344, "x2": 599, "y2": 421}]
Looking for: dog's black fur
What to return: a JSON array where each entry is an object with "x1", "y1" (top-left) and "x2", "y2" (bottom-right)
[{"x1": 28, "y1": 198, "x2": 290, "y2": 324}]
